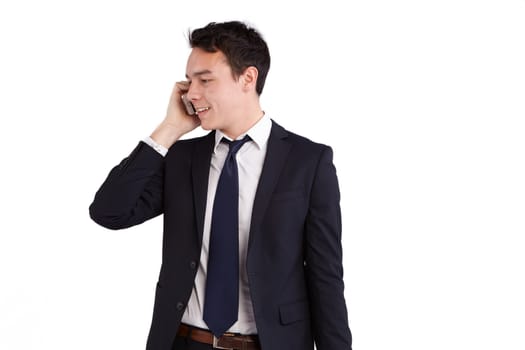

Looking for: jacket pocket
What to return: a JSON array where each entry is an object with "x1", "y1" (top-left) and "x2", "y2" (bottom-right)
[{"x1": 279, "y1": 299, "x2": 309, "y2": 325}]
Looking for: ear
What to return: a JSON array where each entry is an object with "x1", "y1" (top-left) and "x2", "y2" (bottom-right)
[{"x1": 240, "y1": 66, "x2": 259, "y2": 92}]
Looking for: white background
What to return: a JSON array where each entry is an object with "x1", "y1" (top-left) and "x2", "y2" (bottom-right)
[{"x1": 1, "y1": 0, "x2": 524, "y2": 349}]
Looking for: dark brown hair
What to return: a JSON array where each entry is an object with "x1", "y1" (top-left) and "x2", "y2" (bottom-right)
[{"x1": 189, "y1": 21, "x2": 271, "y2": 95}]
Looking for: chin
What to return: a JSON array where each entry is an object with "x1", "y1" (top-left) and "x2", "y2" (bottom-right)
[{"x1": 199, "y1": 120, "x2": 214, "y2": 131}]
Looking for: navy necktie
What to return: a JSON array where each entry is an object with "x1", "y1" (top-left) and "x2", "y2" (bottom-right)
[{"x1": 203, "y1": 135, "x2": 251, "y2": 338}]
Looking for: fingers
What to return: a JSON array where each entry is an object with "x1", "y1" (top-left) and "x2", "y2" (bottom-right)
[
  {"x1": 166, "y1": 80, "x2": 199, "y2": 121},
  {"x1": 168, "y1": 81, "x2": 189, "y2": 102},
  {"x1": 175, "y1": 81, "x2": 190, "y2": 94}
]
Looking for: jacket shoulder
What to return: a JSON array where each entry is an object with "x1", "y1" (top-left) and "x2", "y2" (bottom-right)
[
  {"x1": 165, "y1": 131, "x2": 215, "y2": 158},
  {"x1": 271, "y1": 120, "x2": 331, "y2": 152}
]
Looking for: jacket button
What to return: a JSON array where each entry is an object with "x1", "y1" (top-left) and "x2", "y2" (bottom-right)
[
  {"x1": 190, "y1": 261, "x2": 197, "y2": 269},
  {"x1": 176, "y1": 302, "x2": 184, "y2": 311}
]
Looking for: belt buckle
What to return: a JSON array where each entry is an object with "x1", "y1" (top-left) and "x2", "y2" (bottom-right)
[{"x1": 213, "y1": 335, "x2": 234, "y2": 350}]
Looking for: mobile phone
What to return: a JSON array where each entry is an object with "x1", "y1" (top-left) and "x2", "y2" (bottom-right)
[{"x1": 181, "y1": 94, "x2": 197, "y2": 116}]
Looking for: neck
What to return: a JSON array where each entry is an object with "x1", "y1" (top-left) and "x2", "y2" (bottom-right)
[{"x1": 222, "y1": 103, "x2": 264, "y2": 140}]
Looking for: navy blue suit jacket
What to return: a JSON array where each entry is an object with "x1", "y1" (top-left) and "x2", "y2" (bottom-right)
[{"x1": 89, "y1": 121, "x2": 352, "y2": 350}]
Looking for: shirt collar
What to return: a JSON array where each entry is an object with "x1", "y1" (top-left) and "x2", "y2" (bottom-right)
[{"x1": 214, "y1": 113, "x2": 272, "y2": 151}]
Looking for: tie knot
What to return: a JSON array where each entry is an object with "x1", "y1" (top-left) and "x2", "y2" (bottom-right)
[{"x1": 221, "y1": 135, "x2": 251, "y2": 156}]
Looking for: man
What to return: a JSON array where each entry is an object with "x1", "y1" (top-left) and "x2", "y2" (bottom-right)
[{"x1": 89, "y1": 21, "x2": 352, "y2": 350}]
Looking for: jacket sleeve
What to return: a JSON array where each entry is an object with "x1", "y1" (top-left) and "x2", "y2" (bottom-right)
[
  {"x1": 89, "y1": 141, "x2": 165, "y2": 230},
  {"x1": 305, "y1": 146, "x2": 352, "y2": 349}
]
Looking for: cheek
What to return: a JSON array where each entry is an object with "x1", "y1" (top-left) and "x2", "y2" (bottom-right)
[
  {"x1": 205, "y1": 87, "x2": 222, "y2": 104},
  {"x1": 211, "y1": 90, "x2": 233, "y2": 108}
]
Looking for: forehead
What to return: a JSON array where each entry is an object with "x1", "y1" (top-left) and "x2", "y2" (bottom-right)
[{"x1": 185, "y1": 48, "x2": 231, "y2": 78}]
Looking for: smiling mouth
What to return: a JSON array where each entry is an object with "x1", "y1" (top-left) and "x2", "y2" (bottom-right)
[{"x1": 196, "y1": 107, "x2": 211, "y2": 114}]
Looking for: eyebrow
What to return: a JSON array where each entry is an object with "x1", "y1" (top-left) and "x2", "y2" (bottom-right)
[{"x1": 185, "y1": 69, "x2": 213, "y2": 79}]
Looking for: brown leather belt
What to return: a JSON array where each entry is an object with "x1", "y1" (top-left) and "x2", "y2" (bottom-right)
[{"x1": 177, "y1": 323, "x2": 260, "y2": 350}]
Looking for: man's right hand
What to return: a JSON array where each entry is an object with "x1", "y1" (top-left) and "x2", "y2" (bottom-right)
[{"x1": 150, "y1": 81, "x2": 201, "y2": 149}]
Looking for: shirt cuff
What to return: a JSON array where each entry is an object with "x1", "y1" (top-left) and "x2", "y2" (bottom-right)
[{"x1": 143, "y1": 136, "x2": 168, "y2": 157}]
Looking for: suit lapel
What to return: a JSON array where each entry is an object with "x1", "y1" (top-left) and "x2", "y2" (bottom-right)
[
  {"x1": 248, "y1": 121, "x2": 290, "y2": 251},
  {"x1": 192, "y1": 131, "x2": 216, "y2": 245}
]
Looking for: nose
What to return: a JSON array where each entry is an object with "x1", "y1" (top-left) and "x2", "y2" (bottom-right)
[{"x1": 185, "y1": 81, "x2": 201, "y2": 101}]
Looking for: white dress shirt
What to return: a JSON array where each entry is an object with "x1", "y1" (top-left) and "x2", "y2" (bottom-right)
[{"x1": 146, "y1": 113, "x2": 272, "y2": 335}]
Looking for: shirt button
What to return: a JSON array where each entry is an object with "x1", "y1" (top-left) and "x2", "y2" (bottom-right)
[
  {"x1": 176, "y1": 302, "x2": 184, "y2": 311},
  {"x1": 190, "y1": 261, "x2": 197, "y2": 269}
]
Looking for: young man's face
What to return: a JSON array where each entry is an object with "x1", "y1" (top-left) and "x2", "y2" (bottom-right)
[{"x1": 185, "y1": 48, "x2": 245, "y2": 132}]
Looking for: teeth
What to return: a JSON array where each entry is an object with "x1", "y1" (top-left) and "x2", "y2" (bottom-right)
[{"x1": 196, "y1": 107, "x2": 210, "y2": 113}]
